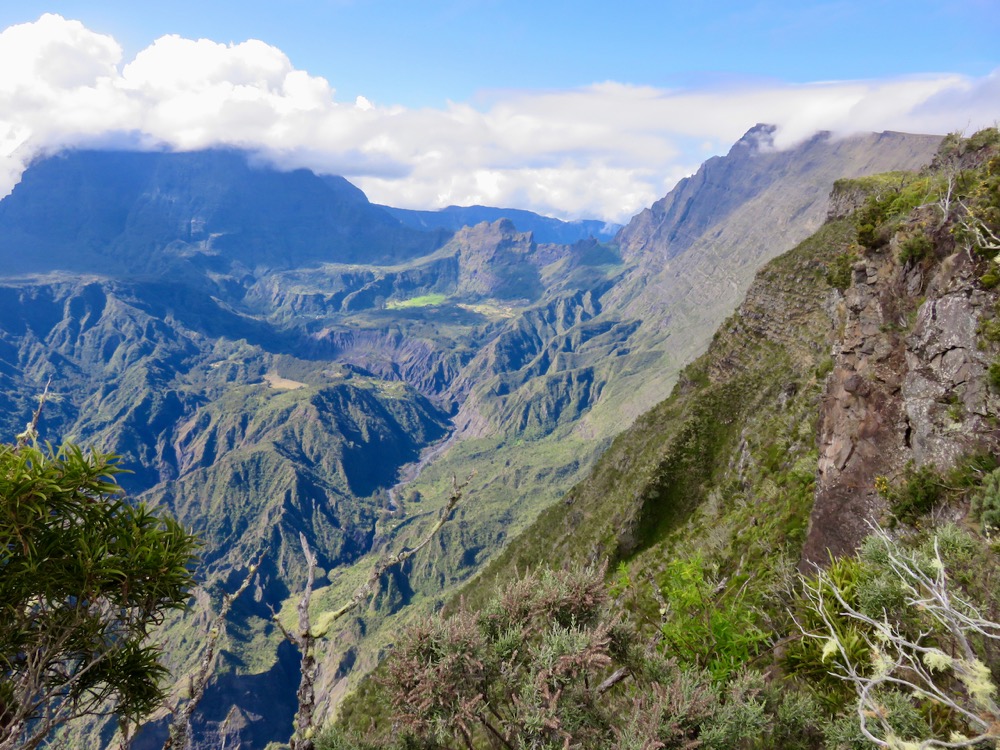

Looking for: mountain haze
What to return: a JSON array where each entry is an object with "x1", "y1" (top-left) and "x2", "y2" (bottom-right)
[{"x1": 380, "y1": 204, "x2": 621, "y2": 244}]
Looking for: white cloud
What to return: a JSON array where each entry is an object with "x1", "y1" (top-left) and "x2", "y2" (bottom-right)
[{"x1": 0, "y1": 14, "x2": 998, "y2": 223}]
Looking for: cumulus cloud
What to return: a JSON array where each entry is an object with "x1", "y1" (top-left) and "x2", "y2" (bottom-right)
[{"x1": 0, "y1": 14, "x2": 997, "y2": 223}]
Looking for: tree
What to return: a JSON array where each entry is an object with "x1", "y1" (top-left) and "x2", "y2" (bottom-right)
[{"x1": 0, "y1": 439, "x2": 198, "y2": 750}]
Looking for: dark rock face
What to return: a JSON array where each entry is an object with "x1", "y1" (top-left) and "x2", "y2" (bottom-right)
[
  {"x1": 449, "y1": 219, "x2": 546, "y2": 300},
  {"x1": 804, "y1": 237, "x2": 1000, "y2": 565}
]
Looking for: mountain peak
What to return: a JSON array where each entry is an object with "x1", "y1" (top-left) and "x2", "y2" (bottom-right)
[
  {"x1": 729, "y1": 123, "x2": 779, "y2": 154},
  {"x1": 615, "y1": 127, "x2": 941, "y2": 264}
]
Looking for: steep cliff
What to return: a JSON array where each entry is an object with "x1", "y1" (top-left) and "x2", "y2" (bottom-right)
[{"x1": 464, "y1": 128, "x2": 1000, "y2": 621}]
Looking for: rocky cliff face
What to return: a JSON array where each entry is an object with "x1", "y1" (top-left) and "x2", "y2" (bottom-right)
[
  {"x1": 468, "y1": 129, "x2": 1000, "y2": 642},
  {"x1": 805, "y1": 180, "x2": 1000, "y2": 562}
]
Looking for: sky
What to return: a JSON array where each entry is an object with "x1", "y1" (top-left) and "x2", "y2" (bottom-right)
[{"x1": 0, "y1": 2, "x2": 998, "y2": 223}]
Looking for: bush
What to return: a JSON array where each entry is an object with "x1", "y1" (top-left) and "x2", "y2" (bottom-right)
[
  {"x1": 343, "y1": 566, "x2": 781, "y2": 749},
  {"x1": 980, "y1": 268, "x2": 1000, "y2": 289},
  {"x1": 971, "y1": 468, "x2": 1000, "y2": 535},
  {"x1": 656, "y1": 556, "x2": 768, "y2": 681},
  {"x1": 989, "y1": 359, "x2": 1000, "y2": 390},
  {"x1": 884, "y1": 463, "x2": 943, "y2": 524},
  {"x1": 799, "y1": 525, "x2": 1000, "y2": 749},
  {"x1": 825, "y1": 251, "x2": 856, "y2": 290},
  {"x1": 857, "y1": 221, "x2": 884, "y2": 250},
  {"x1": 897, "y1": 232, "x2": 933, "y2": 265}
]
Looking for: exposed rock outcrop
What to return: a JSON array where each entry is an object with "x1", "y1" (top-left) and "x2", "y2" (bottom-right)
[{"x1": 804, "y1": 234, "x2": 1000, "y2": 564}]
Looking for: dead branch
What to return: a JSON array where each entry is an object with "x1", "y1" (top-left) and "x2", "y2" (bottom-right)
[
  {"x1": 277, "y1": 474, "x2": 471, "y2": 750},
  {"x1": 160, "y1": 554, "x2": 263, "y2": 750},
  {"x1": 803, "y1": 525, "x2": 1000, "y2": 749}
]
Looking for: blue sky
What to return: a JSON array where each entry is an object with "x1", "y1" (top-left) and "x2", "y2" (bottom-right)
[{"x1": 0, "y1": 2, "x2": 998, "y2": 220}]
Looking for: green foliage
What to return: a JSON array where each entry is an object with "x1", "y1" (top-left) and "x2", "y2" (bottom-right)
[
  {"x1": 774, "y1": 520, "x2": 1000, "y2": 748},
  {"x1": 971, "y1": 467, "x2": 1000, "y2": 535},
  {"x1": 853, "y1": 174, "x2": 932, "y2": 251},
  {"x1": 784, "y1": 556, "x2": 870, "y2": 712},
  {"x1": 0, "y1": 440, "x2": 198, "y2": 749},
  {"x1": 814, "y1": 356, "x2": 834, "y2": 380},
  {"x1": 965, "y1": 127, "x2": 1000, "y2": 152},
  {"x1": 877, "y1": 455, "x2": 997, "y2": 526},
  {"x1": 825, "y1": 251, "x2": 856, "y2": 290},
  {"x1": 898, "y1": 232, "x2": 934, "y2": 265},
  {"x1": 656, "y1": 556, "x2": 768, "y2": 681},
  {"x1": 339, "y1": 566, "x2": 778, "y2": 750},
  {"x1": 382, "y1": 566, "x2": 629, "y2": 748},
  {"x1": 795, "y1": 525, "x2": 1000, "y2": 749},
  {"x1": 888, "y1": 463, "x2": 943, "y2": 524},
  {"x1": 823, "y1": 691, "x2": 931, "y2": 750},
  {"x1": 978, "y1": 310, "x2": 1000, "y2": 342},
  {"x1": 948, "y1": 136, "x2": 1000, "y2": 257},
  {"x1": 384, "y1": 293, "x2": 448, "y2": 309},
  {"x1": 314, "y1": 726, "x2": 379, "y2": 750},
  {"x1": 856, "y1": 217, "x2": 884, "y2": 250},
  {"x1": 979, "y1": 268, "x2": 1000, "y2": 289}
]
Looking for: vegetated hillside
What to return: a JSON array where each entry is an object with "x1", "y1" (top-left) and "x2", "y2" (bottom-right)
[
  {"x1": 456, "y1": 126, "x2": 1000, "y2": 638},
  {"x1": 366, "y1": 126, "x2": 943, "y2": 667},
  {"x1": 335, "y1": 127, "x2": 1000, "y2": 750},
  {"x1": 0, "y1": 130, "x2": 944, "y2": 748}
]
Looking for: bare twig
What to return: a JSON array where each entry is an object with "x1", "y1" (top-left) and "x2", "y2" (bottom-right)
[
  {"x1": 161, "y1": 554, "x2": 263, "y2": 750},
  {"x1": 277, "y1": 474, "x2": 471, "y2": 750},
  {"x1": 802, "y1": 524, "x2": 1000, "y2": 749},
  {"x1": 15, "y1": 377, "x2": 51, "y2": 449}
]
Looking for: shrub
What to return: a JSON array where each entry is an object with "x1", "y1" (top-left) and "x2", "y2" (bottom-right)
[
  {"x1": 888, "y1": 463, "x2": 943, "y2": 524},
  {"x1": 800, "y1": 525, "x2": 1000, "y2": 749},
  {"x1": 656, "y1": 556, "x2": 768, "y2": 682},
  {"x1": 857, "y1": 221, "x2": 884, "y2": 250},
  {"x1": 980, "y1": 268, "x2": 1000, "y2": 289},
  {"x1": 971, "y1": 468, "x2": 1000, "y2": 535},
  {"x1": 989, "y1": 359, "x2": 1000, "y2": 390},
  {"x1": 825, "y1": 251, "x2": 856, "y2": 290},
  {"x1": 897, "y1": 232, "x2": 933, "y2": 265},
  {"x1": 344, "y1": 566, "x2": 779, "y2": 749}
]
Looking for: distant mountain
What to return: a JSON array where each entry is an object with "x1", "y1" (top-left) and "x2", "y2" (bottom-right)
[
  {"x1": 0, "y1": 149, "x2": 447, "y2": 275},
  {"x1": 0, "y1": 129, "x2": 944, "y2": 748},
  {"x1": 584, "y1": 125, "x2": 945, "y2": 423},
  {"x1": 379, "y1": 203, "x2": 621, "y2": 244}
]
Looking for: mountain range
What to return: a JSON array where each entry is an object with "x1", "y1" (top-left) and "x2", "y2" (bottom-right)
[{"x1": 0, "y1": 126, "x2": 943, "y2": 748}]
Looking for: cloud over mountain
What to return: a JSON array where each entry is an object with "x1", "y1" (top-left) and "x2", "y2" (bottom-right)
[{"x1": 1, "y1": 14, "x2": 997, "y2": 222}]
